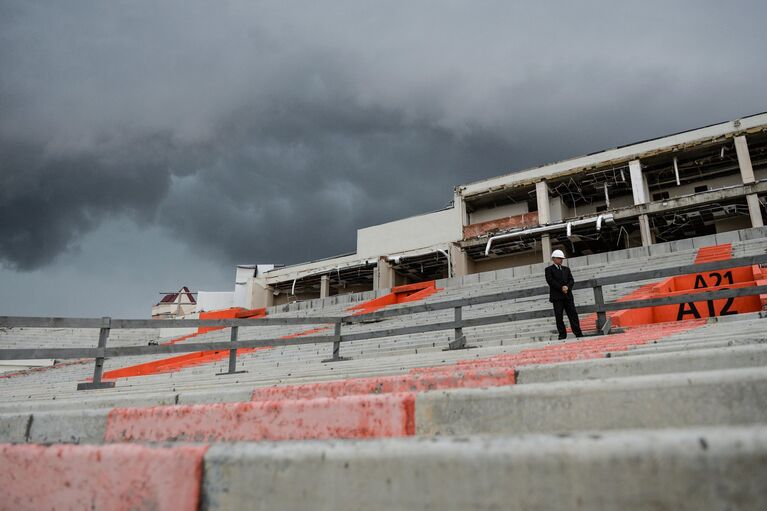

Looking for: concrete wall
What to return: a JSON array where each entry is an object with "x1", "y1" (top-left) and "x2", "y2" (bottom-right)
[
  {"x1": 472, "y1": 250, "x2": 543, "y2": 273},
  {"x1": 715, "y1": 216, "x2": 752, "y2": 234},
  {"x1": 567, "y1": 193, "x2": 634, "y2": 218},
  {"x1": 548, "y1": 196, "x2": 569, "y2": 223},
  {"x1": 470, "y1": 202, "x2": 528, "y2": 224},
  {"x1": 356, "y1": 208, "x2": 461, "y2": 258}
]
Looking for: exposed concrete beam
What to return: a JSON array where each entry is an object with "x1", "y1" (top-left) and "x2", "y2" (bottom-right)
[
  {"x1": 320, "y1": 275, "x2": 330, "y2": 299},
  {"x1": 746, "y1": 194, "x2": 764, "y2": 228},
  {"x1": 535, "y1": 181, "x2": 551, "y2": 262},
  {"x1": 638, "y1": 215, "x2": 653, "y2": 247},
  {"x1": 535, "y1": 181, "x2": 551, "y2": 224},
  {"x1": 459, "y1": 181, "x2": 767, "y2": 250},
  {"x1": 375, "y1": 257, "x2": 395, "y2": 291},
  {"x1": 735, "y1": 136, "x2": 764, "y2": 227},
  {"x1": 612, "y1": 181, "x2": 767, "y2": 221},
  {"x1": 449, "y1": 243, "x2": 473, "y2": 277},
  {"x1": 249, "y1": 279, "x2": 274, "y2": 309},
  {"x1": 540, "y1": 235, "x2": 552, "y2": 261},
  {"x1": 629, "y1": 159, "x2": 648, "y2": 205},
  {"x1": 735, "y1": 135, "x2": 756, "y2": 184},
  {"x1": 459, "y1": 113, "x2": 767, "y2": 197}
]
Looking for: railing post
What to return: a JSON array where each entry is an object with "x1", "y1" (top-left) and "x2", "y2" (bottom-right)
[
  {"x1": 593, "y1": 285, "x2": 610, "y2": 335},
  {"x1": 322, "y1": 319, "x2": 349, "y2": 362},
  {"x1": 77, "y1": 317, "x2": 115, "y2": 390},
  {"x1": 445, "y1": 305, "x2": 472, "y2": 350},
  {"x1": 217, "y1": 325, "x2": 247, "y2": 375}
]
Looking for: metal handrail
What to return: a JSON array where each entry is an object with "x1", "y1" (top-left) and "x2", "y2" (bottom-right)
[{"x1": 0, "y1": 253, "x2": 765, "y2": 390}]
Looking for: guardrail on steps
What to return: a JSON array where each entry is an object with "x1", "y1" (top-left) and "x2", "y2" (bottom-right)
[{"x1": 1, "y1": 253, "x2": 766, "y2": 390}]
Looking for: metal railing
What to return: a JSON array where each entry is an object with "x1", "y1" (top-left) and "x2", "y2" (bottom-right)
[{"x1": 1, "y1": 254, "x2": 765, "y2": 390}]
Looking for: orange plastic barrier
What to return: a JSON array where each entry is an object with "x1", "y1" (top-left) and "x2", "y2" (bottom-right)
[
  {"x1": 101, "y1": 283, "x2": 444, "y2": 380},
  {"x1": 197, "y1": 307, "x2": 267, "y2": 334},
  {"x1": 611, "y1": 244, "x2": 762, "y2": 327},
  {"x1": 101, "y1": 307, "x2": 267, "y2": 380},
  {"x1": 347, "y1": 281, "x2": 442, "y2": 316}
]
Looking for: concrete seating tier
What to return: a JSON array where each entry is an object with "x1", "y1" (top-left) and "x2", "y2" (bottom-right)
[{"x1": 1, "y1": 228, "x2": 765, "y2": 510}]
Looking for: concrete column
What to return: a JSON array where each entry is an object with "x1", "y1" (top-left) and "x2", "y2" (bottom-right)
[
  {"x1": 250, "y1": 279, "x2": 274, "y2": 308},
  {"x1": 629, "y1": 159, "x2": 653, "y2": 246},
  {"x1": 638, "y1": 215, "x2": 653, "y2": 246},
  {"x1": 319, "y1": 275, "x2": 330, "y2": 298},
  {"x1": 535, "y1": 181, "x2": 551, "y2": 224},
  {"x1": 454, "y1": 190, "x2": 470, "y2": 226},
  {"x1": 375, "y1": 257, "x2": 396, "y2": 291},
  {"x1": 746, "y1": 194, "x2": 764, "y2": 228},
  {"x1": 535, "y1": 180, "x2": 551, "y2": 262},
  {"x1": 735, "y1": 136, "x2": 756, "y2": 184},
  {"x1": 735, "y1": 135, "x2": 763, "y2": 227},
  {"x1": 540, "y1": 235, "x2": 552, "y2": 260},
  {"x1": 449, "y1": 243, "x2": 473, "y2": 277},
  {"x1": 629, "y1": 159, "x2": 649, "y2": 205}
]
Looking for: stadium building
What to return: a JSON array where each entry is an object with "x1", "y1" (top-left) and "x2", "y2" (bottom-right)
[{"x1": 236, "y1": 112, "x2": 767, "y2": 308}]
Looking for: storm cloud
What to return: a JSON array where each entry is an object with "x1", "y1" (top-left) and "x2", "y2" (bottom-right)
[{"x1": 1, "y1": 1, "x2": 766, "y2": 315}]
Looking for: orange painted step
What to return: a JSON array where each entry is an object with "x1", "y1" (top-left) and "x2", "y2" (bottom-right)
[
  {"x1": 250, "y1": 368, "x2": 516, "y2": 402},
  {"x1": 0, "y1": 443, "x2": 207, "y2": 511},
  {"x1": 694, "y1": 243, "x2": 732, "y2": 263},
  {"x1": 347, "y1": 281, "x2": 442, "y2": 315},
  {"x1": 104, "y1": 393, "x2": 416, "y2": 443}
]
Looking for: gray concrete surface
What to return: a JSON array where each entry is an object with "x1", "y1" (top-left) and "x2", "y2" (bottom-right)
[
  {"x1": 516, "y1": 344, "x2": 767, "y2": 383},
  {"x1": 28, "y1": 409, "x2": 110, "y2": 444},
  {"x1": 415, "y1": 367, "x2": 767, "y2": 436},
  {"x1": 201, "y1": 426, "x2": 767, "y2": 511}
]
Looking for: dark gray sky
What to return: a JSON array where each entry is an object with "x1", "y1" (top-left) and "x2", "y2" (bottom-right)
[{"x1": 1, "y1": 1, "x2": 766, "y2": 318}]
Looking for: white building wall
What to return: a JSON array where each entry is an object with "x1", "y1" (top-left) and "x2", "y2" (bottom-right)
[{"x1": 356, "y1": 207, "x2": 462, "y2": 258}]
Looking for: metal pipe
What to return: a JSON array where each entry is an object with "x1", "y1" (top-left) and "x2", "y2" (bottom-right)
[{"x1": 484, "y1": 214, "x2": 615, "y2": 255}]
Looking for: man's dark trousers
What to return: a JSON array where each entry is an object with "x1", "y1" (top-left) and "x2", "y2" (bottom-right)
[
  {"x1": 552, "y1": 297, "x2": 582, "y2": 339},
  {"x1": 545, "y1": 263, "x2": 583, "y2": 339}
]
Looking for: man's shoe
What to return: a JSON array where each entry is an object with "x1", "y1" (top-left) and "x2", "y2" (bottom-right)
[
  {"x1": 558, "y1": 335, "x2": 567, "y2": 340},
  {"x1": 575, "y1": 334, "x2": 584, "y2": 338}
]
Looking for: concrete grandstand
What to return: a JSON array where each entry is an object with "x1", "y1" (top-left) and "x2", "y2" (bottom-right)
[
  {"x1": 231, "y1": 112, "x2": 767, "y2": 308},
  {"x1": 1, "y1": 113, "x2": 767, "y2": 510}
]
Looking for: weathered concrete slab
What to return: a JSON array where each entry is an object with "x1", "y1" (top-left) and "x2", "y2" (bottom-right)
[
  {"x1": 201, "y1": 426, "x2": 767, "y2": 511},
  {"x1": 516, "y1": 344, "x2": 767, "y2": 384},
  {"x1": 28, "y1": 409, "x2": 110, "y2": 444},
  {"x1": 416, "y1": 367, "x2": 767, "y2": 436},
  {"x1": 0, "y1": 413, "x2": 30, "y2": 443},
  {"x1": 104, "y1": 393, "x2": 415, "y2": 443},
  {"x1": 0, "y1": 443, "x2": 207, "y2": 511}
]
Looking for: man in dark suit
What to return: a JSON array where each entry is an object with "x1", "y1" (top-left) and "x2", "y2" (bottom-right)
[{"x1": 545, "y1": 249, "x2": 584, "y2": 340}]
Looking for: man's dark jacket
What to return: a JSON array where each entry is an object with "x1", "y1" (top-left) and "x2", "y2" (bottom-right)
[{"x1": 545, "y1": 264, "x2": 575, "y2": 302}]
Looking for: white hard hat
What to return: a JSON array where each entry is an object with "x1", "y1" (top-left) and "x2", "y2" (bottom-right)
[{"x1": 551, "y1": 249, "x2": 565, "y2": 259}]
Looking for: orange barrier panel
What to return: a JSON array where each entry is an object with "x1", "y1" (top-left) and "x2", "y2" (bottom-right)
[
  {"x1": 102, "y1": 282, "x2": 444, "y2": 381},
  {"x1": 347, "y1": 281, "x2": 442, "y2": 316},
  {"x1": 197, "y1": 307, "x2": 266, "y2": 334},
  {"x1": 101, "y1": 307, "x2": 267, "y2": 380},
  {"x1": 612, "y1": 244, "x2": 762, "y2": 327}
]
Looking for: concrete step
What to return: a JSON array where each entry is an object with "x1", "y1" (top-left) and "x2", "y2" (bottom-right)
[
  {"x1": 416, "y1": 367, "x2": 767, "y2": 436},
  {"x1": 4, "y1": 366, "x2": 765, "y2": 445},
  {"x1": 200, "y1": 426, "x2": 767, "y2": 511},
  {"x1": 3, "y1": 426, "x2": 765, "y2": 510}
]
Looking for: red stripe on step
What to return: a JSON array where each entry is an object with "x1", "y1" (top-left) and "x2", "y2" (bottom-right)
[
  {"x1": 105, "y1": 393, "x2": 415, "y2": 443},
  {"x1": 0, "y1": 443, "x2": 207, "y2": 511},
  {"x1": 250, "y1": 368, "x2": 515, "y2": 401}
]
